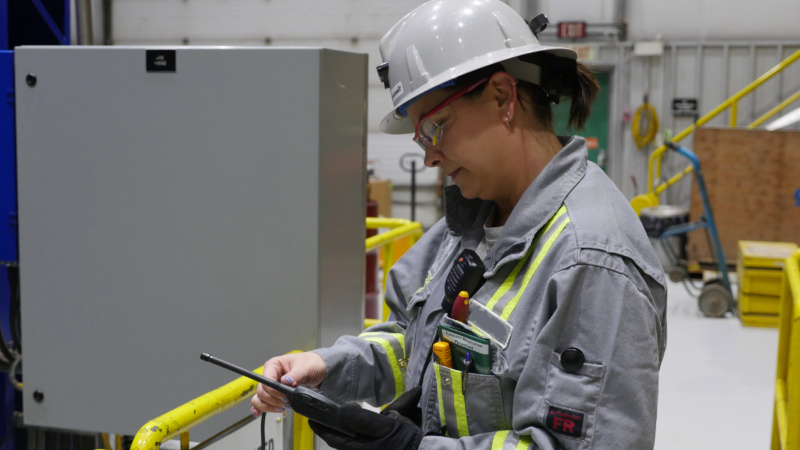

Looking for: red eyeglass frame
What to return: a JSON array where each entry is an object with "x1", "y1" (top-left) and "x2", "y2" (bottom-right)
[{"x1": 412, "y1": 77, "x2": 490, "y2": 149}]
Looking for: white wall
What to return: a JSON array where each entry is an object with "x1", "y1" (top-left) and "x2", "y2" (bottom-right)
[
  {"x1": 74, "y1": 0, "x2": 800, "y2": 225},
  {"x1": 626, "y1": 0, "x2": 800, "y2": 41},
  {"x1": 537, "y1": 0, "x2": 800, "y2": 41}
]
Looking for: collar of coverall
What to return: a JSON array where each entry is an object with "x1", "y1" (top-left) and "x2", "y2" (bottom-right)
[{"x1": 444, "y1": 135, "x2": 588, "y2": 275}]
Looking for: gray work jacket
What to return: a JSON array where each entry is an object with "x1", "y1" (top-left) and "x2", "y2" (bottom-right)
[{"x1": 314, "y1": 136, "x2": 667, "y2": 449}]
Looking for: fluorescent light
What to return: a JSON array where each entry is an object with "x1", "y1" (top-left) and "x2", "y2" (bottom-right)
[{"x1": 765, "y1": 106, "x2": 800, "y2": 131}]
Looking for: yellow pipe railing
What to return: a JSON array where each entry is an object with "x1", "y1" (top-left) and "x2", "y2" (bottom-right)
[
  {"x1": 366, "y1": 217, "x2": 423, "y2": 322},
  {"x1": 638, "y1": 48, "x2": 800, "y2": 213},
  {"x1": 749, "y1": 89, "x2": 800, "y2": 130},
  {"x1": 130, "y1": 366, "x2": 265, "y2": 450},
  {"x1": 131, "y1": 217, "x2": 423, "y2": 449},
  {"x1": 772, "y1": 249, "x2": 800, "y2": 449}
]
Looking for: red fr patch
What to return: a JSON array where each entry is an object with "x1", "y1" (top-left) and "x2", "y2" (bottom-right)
[{"x1": 546, "y1": 405, "x2": 584, "y2": 438}]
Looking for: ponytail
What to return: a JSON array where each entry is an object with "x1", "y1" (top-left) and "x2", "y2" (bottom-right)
[
  {"x1": 446, "y1": 58, "x2": 599, "y2": 132},
  {"x1": 566, "y1": 62, "x2": 599, "y2": 130}
]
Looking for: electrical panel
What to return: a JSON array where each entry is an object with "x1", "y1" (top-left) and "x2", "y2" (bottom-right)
[{"x1": 14, "y1": 46, "x2": 367, "y2": 437}]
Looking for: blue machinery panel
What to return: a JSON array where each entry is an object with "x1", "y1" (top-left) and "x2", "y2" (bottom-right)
[{"x1": 0, "y1": 51, "x2": 15, "y2": 263}]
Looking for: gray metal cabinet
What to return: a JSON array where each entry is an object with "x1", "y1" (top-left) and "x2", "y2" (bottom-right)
[{"x1": 14, "y1": 46, "x2": 367, "y2": 437}]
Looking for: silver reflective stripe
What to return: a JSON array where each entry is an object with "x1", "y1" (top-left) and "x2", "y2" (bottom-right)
[
  {"x1": 359, "y1": 331, "x2": 406, "y2": 399},
  {"x1": 516, "y1": 435, "x2": 533, "y2": 449},
  {"x1": 498, "y1": 212, "x2": 571, "y2": 322},
  {"x1": 491, "y1": 430, "x2": 510, "y2": 449},
  {"x1": 489, "y1": 207, "x2": 569, "y2": 318},
  {"x1": 434, "y1": 364, "x2": 469, "y2": 438},
  {"x1": 467, "y1": 206, "x2": 571, "y2": 348},
  {"x1": 490, "y1": 430, "x2": 533, "y2": 449}
]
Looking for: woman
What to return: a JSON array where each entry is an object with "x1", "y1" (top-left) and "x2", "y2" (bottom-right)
[{"x1": 252, "y1": 1, "x2": 667, "y2": 448}]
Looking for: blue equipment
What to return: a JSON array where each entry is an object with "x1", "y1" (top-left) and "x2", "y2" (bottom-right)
[{"x1": 659, "y1": 143, "x2": 734, "y2": 317}]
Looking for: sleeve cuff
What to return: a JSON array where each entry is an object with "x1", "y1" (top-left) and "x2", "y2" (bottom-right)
[{"x1": 310, "y1": 346, "x2": 355, "y2": 399}]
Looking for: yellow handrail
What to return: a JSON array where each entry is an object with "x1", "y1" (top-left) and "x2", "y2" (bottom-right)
[
  {"x1": 366, "y1": 217, "x2": 424, "y2": 322},
  {"x1": 749, "y1": 89, "x2": 800, "y2": 129},
  {"x1": 130, "y1": 366, "x2": 265, "y2": 450},
  {"x1": 365, "y1": 218, "x2": 423, "y2": 252},
  {"x1": 639, "y1": 48, "x2": 800, "y2": 210},
  {"x1": 772, "y1": 249, "x2": 800, "y2": 449},
  {"x1": 131, "y1": 217, "x2": 424, "y2": 449}
]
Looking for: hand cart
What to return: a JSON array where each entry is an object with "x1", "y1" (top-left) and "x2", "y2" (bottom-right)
[{"x1": 657, "y1": 143, "x2": 734, "y2": 317}]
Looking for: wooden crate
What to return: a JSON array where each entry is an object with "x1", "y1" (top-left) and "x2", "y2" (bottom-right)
[{"x1": 686, "y1": 128, "x2": 800, "y2": 267}]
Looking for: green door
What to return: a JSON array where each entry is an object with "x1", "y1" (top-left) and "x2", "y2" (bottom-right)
[{"x1": 552, "y1": 70, "x2": 610, "y2": 170}]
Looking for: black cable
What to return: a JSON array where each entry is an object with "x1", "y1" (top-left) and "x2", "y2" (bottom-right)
[
  {"x1": 8, "y1": 356, "x2": 21, "y2": 391},
  {"x1": 260, "y1": 412, "x2": 266, "y2": 450},
  {"x1": 681, "y1": 278, "x2": 702, "y2": 297}
]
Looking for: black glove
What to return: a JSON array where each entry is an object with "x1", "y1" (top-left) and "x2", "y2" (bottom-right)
[
  {"x1": 308, "y1": 403, "x2": 424, "y2": 450},
  {"x1": 381, "y1": 386, "x2": 423, "y2": 427}
]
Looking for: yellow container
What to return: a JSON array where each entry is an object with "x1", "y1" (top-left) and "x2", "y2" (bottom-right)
[
  {"x1": 738, "y1": 241, "x2": 798, "y2": 270},
  {"x1": 738, "y1": 287, "x2": 781, "y2": 315},
  {"x1": 738, "y1": 241, "x2": 798, "y2": 297},
  {"x1": 737, "y1": 241, "x2": 797, "y2": 328},
  {"x1": 737, "y1": 262, "x2": 785, "y2": 297},
  {"x1": 738, "y1": 311, "x2": 780, "y2": 328}
]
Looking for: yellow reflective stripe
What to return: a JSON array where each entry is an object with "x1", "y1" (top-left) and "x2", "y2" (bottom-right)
[
  {"x1": 491, "y1": 430, "x2": 510, "y2": 449},
  {"x1": 362, "y1": 336, "x2": 404, "y2": 400},
  {"x1": 434, "y1": 364, "x2": 446, "y2": 432},
  {"x1": 450, "y1": 373, "x2": 470, "y2": 437},
  {"x1": 516, "y1": 435, "x2": 532, "y2": 449},
  {"x1": 415, "y1": 271, "x2": 433, "y2": 295},
  {"x1": 500, "y1": 215, "x2": 571, "y2": 321},
  {"x1": 358, "y1": 331, "x2": 404, "y2": 340},
  {"x1": 485, "y1": 206, "x2": 567, "y2": 311},
  {"x1": 543, "y1": 206, "x2": 568, "y2": 233},
  {"x1": 485, "y1": 252, "x2": 530, "y2": 310},
  {"x1": 468, "y1": 324, "x2": 489, "y2": 338}
]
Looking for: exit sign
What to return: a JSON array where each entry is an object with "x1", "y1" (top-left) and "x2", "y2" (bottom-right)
[{"x1": 558, "y1": 22, "x2": 586, "y2": 39}]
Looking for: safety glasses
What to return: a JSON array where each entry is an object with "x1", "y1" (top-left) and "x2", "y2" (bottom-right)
[{"x1": 412, "y1": 78, "x2": 489, "y2": 150}]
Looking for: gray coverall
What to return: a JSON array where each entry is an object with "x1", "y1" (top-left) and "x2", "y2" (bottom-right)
[{"x1": 314, "y1": 136, "x2": 668, "y2": 449}]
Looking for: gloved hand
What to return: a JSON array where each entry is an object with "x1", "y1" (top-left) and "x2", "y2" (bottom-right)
[
  {"x1": 381, "y1": 386, "x2": 422, "y2": 427},
  {"x1": 308, "y1": 403, "x2": 425, "y2": 450}
]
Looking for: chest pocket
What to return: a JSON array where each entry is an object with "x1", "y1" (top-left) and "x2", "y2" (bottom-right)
[{"x1": 433, "y1": 362, "x2": 507, "y2": 437}]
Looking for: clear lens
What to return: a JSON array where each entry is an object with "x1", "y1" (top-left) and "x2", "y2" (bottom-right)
[{"x1": 414, "y1": 119, "x2": 444, "y2": 149}]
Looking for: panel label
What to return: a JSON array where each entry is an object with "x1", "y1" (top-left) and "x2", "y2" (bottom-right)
[{"x1": 146, "y1": 50, "x2": 177, "y2": 72}]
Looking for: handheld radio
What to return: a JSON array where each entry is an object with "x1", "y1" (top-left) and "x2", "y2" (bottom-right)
[{"x1": 441, "y1": 249, "x2": 485, "y2": 316}]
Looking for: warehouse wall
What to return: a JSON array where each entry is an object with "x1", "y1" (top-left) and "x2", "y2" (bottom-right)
[{"x1": 71, "y1": 0, "x2": 800, "y2": 226}]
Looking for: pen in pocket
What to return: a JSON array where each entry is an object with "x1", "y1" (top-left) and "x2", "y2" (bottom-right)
[{"x1": 462, "y1": 352, "x2": 472, "y2": 394}]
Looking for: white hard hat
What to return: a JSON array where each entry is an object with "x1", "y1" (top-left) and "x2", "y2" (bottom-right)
[{"x1": 377, "y1": 0, "x2": 577, "y2": 134}]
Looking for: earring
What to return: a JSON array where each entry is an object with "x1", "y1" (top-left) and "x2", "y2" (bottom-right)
[{"x1": 505, "y1": 111, "x2": 512, "y2": 127}]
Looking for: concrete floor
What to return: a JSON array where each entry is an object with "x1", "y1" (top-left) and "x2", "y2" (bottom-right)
[{"x1": 655, "y1": 277, "x2": 779, "y2": 449}]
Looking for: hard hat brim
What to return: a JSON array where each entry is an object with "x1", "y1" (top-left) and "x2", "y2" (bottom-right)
[{"x1": 379, "y1": 45, "x2": 577, "y2": 135}]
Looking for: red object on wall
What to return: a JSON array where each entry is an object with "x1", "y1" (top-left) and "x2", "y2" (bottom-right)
[{"x1": 557, "y1": 22, "x2": 586, "y2": 39}]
